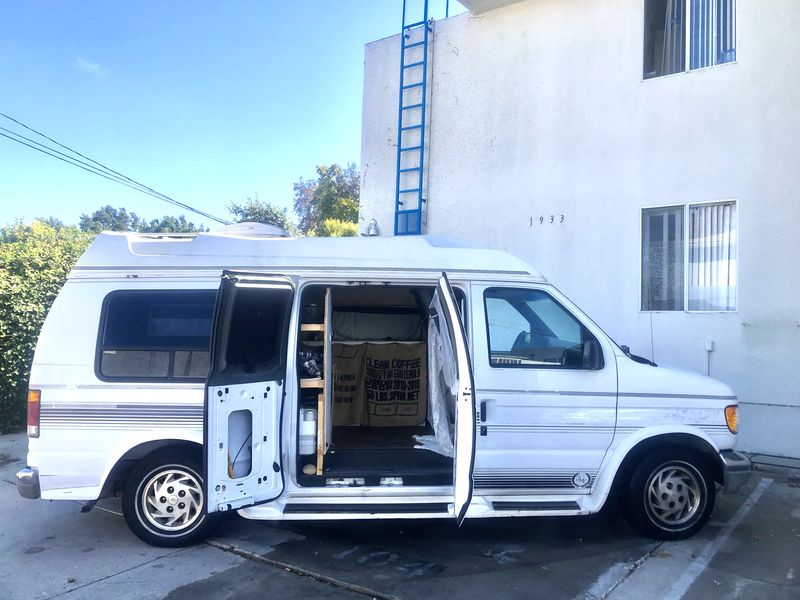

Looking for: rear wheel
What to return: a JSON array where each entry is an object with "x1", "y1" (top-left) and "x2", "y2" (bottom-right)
[
  {"x1": 123, "y1": 450, "x2": 218, "y2": 547},
  {"x1": 621, "y1": 449, "x2": 715, "y2": 540}
]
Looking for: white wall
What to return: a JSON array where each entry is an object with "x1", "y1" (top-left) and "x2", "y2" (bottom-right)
[{"x1": 360, "y1": 0, "x2": 800, "y2": 457}]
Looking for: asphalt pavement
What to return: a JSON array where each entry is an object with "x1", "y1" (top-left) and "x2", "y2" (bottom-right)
[{"x1": 1, "y1": 432, "x2": 798, "y2": 600}]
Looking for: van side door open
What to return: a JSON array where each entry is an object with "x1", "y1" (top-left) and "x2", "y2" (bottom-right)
[
  {"x1": 205, "y1": 272, "x2": 294, "y2": 513},
  {"x1": 435, "y1": 274, "x2": 475, "y2": 524}
]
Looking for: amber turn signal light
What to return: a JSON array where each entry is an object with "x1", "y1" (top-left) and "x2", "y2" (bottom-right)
[
  {"x1": 724, "y1": 405, "x2": 738, "y2": 434},
  {"x1": 27, "y1": 389, "x2": 41, "y2": 438}
]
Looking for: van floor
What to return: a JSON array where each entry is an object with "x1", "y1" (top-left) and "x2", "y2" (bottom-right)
[
  {"x1": 331, "y1": 426, "x2": 430, "y2": 450},
  {"x1": 297, "y1": 426, "x2": 453, "y2": 487}
]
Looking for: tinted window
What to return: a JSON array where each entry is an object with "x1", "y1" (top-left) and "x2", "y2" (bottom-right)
[
  {"x1": 98, "y1": 290, "x2": 216, "y2": 380},
  {"x1": 484, "y1": 288, "x2": 603, "y2": 370}
]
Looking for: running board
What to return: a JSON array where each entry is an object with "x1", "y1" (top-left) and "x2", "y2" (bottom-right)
[
  {"x1": 492, "y1": 500, "x2": 580, "y2": 511},
  {"x1": 283, "y1": 502, "x2": 450, "y2": 515}
]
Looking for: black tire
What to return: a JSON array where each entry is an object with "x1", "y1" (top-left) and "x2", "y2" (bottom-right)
[
  {"x1": 620, "y1": 448, "x2": 716, "y2": 540},
  {"x1": 122, "y1": 450, "x2": 218, "y2": 547}
]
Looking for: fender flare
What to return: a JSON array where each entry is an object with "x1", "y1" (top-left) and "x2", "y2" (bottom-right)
[
  {"x1": 587, "y1": 425, "x2": 722, "y2": 512},
  {"x1": 97, "y1": 429, "x2": 204, "y2": 498}
]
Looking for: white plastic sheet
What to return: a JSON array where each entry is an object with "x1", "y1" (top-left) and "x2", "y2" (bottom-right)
[{"x1": 414, "y1": 291, "x2": 456, "y2": 457}]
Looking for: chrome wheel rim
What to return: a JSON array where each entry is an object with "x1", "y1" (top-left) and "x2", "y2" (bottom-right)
[
  {"x1": 645, "y1": 462, "x2": 703, "y2": 528},
  {"x1": 140, "y1": 467, "x2": 204, "y2": 533}
]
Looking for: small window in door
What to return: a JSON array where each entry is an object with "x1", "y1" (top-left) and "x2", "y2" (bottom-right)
[
  {"x1": 484, "y1": 288, "x2": 603, "y2": 370},
  {"x1": 214, "y1": 285, "x2": 294, "y2": 381}
]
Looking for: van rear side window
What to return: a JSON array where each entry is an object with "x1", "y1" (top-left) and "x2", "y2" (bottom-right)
[{"x1": 96, "y1": 290, "x2": 216, "y2": 381}]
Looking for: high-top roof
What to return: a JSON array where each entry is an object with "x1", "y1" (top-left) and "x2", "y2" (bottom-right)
[{"x1": 73, "y1": 231, "x2": 545, "y2": 280}]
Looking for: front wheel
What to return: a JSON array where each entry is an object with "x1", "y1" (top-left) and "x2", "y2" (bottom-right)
[
  {"x1": 123, "y1": 451, "x2": 218, "y2": 547},
  {"x1": 621, "y1": 449, "x2": 716, "y2": 540}
]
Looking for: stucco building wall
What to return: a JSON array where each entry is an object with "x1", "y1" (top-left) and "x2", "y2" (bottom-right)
[{"x1": 359, "y1": 0, "x2": 800, "y2": 456}]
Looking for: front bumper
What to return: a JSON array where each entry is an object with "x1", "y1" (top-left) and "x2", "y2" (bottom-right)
[
  {"x1": 721, "y1": 450, "x2": 751, "y2": 494},
  {"x1": 16, "y1": 467, "x2": 41, "y2": 499}
]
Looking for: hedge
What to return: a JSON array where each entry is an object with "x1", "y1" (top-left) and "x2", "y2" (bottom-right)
[{"x1": 0, "y1": 222, "x2": 93, "y2": 433}]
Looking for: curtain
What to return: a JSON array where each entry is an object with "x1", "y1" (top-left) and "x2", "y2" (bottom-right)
[
  {"x1": 690, "y1": 0, "x2": 713, "y2": 69},
  {"x1": 716, "y1": 0, "x2": 736, "y2": 64},
  {"x1": 642, "y1": 206, "x2": 684, "y2": 311},
  {"x1": 691, "y1": 0, "x2": 736, "y2": 69},
  {"x1": 688, "y1": 202, "x2": 737, "y2": 311}
]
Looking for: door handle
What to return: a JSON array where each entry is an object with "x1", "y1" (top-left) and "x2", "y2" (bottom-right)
[{"x1": 480, "y1": 401, "x2": 487, "y2": 422}]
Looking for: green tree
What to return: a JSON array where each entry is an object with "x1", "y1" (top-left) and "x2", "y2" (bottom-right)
[
  {"x1": 140, "y1": 215, "x2": 206, "y2": 233},
  {"x1": 292, "y1": 177, "x2": 318, "y2": 235},
  {"x1": 228, "y1": 194, "x2": 293, "y2": 232},
  {"x1": 0, "y1": 221, "x2": 93, "y2": 432},
  {"x1": 319, "y1": 218, "x2": 358, "y2": 237},
  {"x1": 293, "y1": 163, "x2": 359, "y2": 236},
  {"x1": 36, "y1": 217, "x2": 65, "y2": 230},
  {"x1": 79, "y1": 205, "x2": 142, "y2": 232},
  {"x1": 79, "y1": 205, "x2": 205, "y2": 233}
]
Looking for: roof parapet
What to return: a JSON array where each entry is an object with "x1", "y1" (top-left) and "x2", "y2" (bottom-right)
[{"x1": 457, "y1": 0, "x2": 526, "y2": 14}]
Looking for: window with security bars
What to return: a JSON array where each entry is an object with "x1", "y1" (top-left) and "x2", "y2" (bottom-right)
[
  {"x1": 644, "y1": 0, "x2": 736, "y2": 79},
  {"x1": 641, "y1": 201, "x2": 737, "y2": 311}
]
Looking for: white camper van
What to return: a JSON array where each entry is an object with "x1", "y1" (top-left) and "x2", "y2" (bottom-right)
[{"x1": 17, "y1": 229, "x2": 750, "y2": 547}]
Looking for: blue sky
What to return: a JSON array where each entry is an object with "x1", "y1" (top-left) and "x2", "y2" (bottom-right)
[{"x1": 0, "y1": 1, "x2": 462, "y2": 229}]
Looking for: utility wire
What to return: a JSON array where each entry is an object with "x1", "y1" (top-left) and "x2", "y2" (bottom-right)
[
  {"x1": 0, "y1": 131, "x2": 212, "y2": 212},
  {"x1": 0, "y1": 111, "x2": 227, "y2": 224},
  {"x1": 0, "y1": 111, "x2": 229, "y2": 224},
  {"x1": 0, "y1": 126, "x2": 138, "y2": 188},
  {"x1": 0, "y1": 132, "x2": 168, "y2": 196},
  {"x1": 0, "y1": 125, "x2": 203, "y2": 214}
]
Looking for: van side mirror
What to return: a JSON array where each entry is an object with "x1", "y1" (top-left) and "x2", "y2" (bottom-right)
[{"x1": 582, "y1": 339, "x2": 602, "y2": 370}]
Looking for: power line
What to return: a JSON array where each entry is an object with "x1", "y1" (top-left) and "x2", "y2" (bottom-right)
[
  {"x1": 0, "y1": 111, "x2": 226, "y2": 222},
  {"x1": 0, "y1": 125, "x2": 215, "y2": 219},
  {"x1": 0, "y1": 131, "x2": 211, "y2": 211},
  {"x1": 0, "y1": 111, "x2": 229, "y2": 224},
  {"x1": 0, "y1": 126, "x2": 140, "y2": 188}
]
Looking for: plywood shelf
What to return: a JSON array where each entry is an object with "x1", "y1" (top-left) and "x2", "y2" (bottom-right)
[
  {"x1": 300, "y1": 292, "x2": 331, "y2": 476},
  {"x1": 300, "y1": 378, "x2": 324, "y2": 389}
]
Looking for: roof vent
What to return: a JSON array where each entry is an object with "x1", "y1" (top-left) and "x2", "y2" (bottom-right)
[{"x1": 214, "y1": 222, "x2": 292, "y2": 238}]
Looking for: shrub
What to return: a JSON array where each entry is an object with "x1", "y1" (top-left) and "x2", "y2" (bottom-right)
[
  {"x1": 0, "y1": 222, "x2": 93, "y2": 433},
  {"x1": 319, "y1": 218, "x2": 358, "y2": 237}
]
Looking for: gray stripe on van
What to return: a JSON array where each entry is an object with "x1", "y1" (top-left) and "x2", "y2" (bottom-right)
[
  {"x1": 473, "y1": 469, "x2": 596, "y2": 490},
  {"x1": 477, "y1": 389, "x2": 736, "y2": 401},
  {"x1": 618, "y1": 392, "x2": 737, "y2": 400},
  {"x1": 477, "y1": 389, "x2": 617, "y2": 397},
  {"x1": 40, "y1": 404, "x2": 202, "y2": 430}
]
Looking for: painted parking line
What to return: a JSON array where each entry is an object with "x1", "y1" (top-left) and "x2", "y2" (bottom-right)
[
  {"x1": 664, "y1": 477, "x2": 773, "y2": 600},
  {"x1": 581, "y1": 561, "x2": 634, "y2": 599},
  {"x1": 580, "y1": 477, "x2": 774, "y2": 600}
]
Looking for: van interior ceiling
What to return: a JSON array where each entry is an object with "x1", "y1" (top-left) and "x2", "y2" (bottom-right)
[{"x1": 296, "y1": 284, "x2": 459, "y2": 487}]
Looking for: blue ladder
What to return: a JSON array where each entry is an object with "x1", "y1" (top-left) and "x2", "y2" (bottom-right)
[{"x1": 394, "y1": 0, "x2": 431, "y2": 236}]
